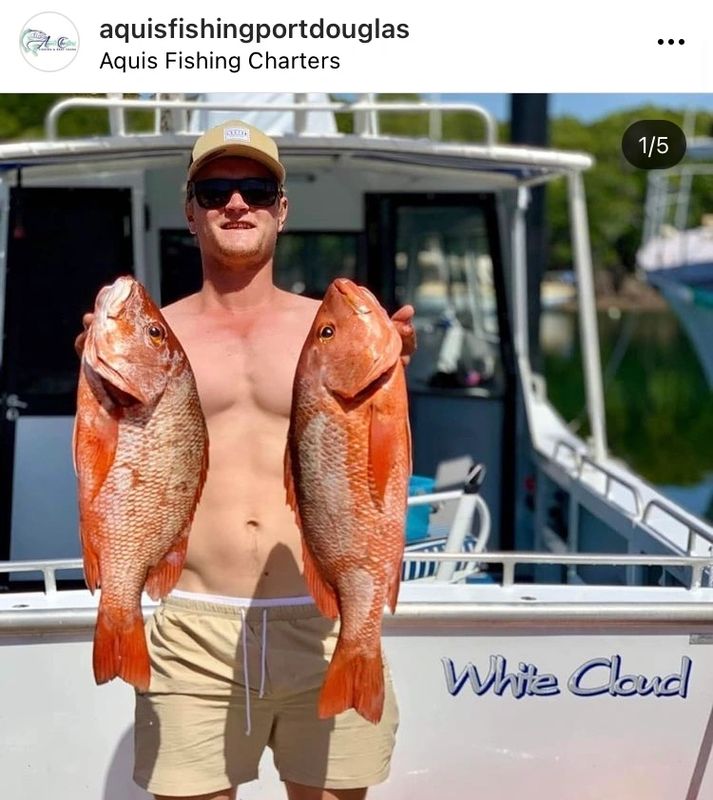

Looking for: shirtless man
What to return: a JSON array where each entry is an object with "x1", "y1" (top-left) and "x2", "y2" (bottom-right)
[{"x1": 81, "y1": 120, "x2": 413, "y2": 800}]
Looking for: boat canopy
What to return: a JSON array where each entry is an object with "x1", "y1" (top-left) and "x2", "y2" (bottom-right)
[{"x1": 0, "y1": 94, "x2": 593, "y2": 190}]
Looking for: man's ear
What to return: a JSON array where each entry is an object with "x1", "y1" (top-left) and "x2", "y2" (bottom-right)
[
  {"x1": 185, "y1": 201, "x2": 196, "y2": 235},
  {"x1": 277, "y1": 194, "x2": 288, "y2": 233}
]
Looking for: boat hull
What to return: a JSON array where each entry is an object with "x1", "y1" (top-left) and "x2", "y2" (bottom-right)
[{"x1": 4, "y1": 588, "x2": 713, "y2": 800}]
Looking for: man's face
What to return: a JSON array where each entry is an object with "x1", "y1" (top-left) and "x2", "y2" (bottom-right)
[{"x1": 186, "y1": 156, "x2": 288, "y2": 271}]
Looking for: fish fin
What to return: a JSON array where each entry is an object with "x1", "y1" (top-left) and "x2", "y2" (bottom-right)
[
  {"x1": 82, "y1": 539, "x2": 101, "y2": 593},
  {"x1": 396, "y1": 384, "x2": 410, "y2": 610},
  {"x1": 74, "y1": 368, "x2": 120, "y2": 501},
  {"x1": 75, "y1": 370, "x2": 117, "y2": 593},
  {"x1": 144, "y1": 534, "x2": 188, "y2": 600},
  {"x1": 369, "y1": 401, "x2": 397, "y2": 508},
  {"x1": 283, "y1": 442, "x2": 302, "y2": 528},
  {"x1": 319, "y1": 642, "x2": 385, "y2": 724},
  {"x1": 404, "y1": 397, "x2": 413, "y2": 476},
  {"x1": 93, "y1": 601, "x2": 150, "y2": 692},
  {"x1": 302, "y1": 541, "x2": 340, "y2": 619},
  {"x1": 387, "y1": 566, "x2": 402, "y2": 615}
]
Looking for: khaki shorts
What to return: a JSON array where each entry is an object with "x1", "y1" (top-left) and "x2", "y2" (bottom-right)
[{"x1": 133, "y1": 594, "x2": 399, "y2": 796}]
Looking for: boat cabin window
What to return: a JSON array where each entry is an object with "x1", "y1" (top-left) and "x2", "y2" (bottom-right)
[
  {"x1": 0, "y1": 186, "x2": 133, "y2": 571},
  {"x1": 2, "y1": 187, "x2": 134, "y2": 413},
  {"x1": 392, "y1": 204, "x2": 502, "y2": 394},
  {"x1": 275, "y1": 232, "x2": 362, "y2": 298},
  {"x1": 159, "y1": 200, "x2": 504, "y2": 398},
  {"x1": 159, "y1": 230, "x2": 362, "y2": 305}
]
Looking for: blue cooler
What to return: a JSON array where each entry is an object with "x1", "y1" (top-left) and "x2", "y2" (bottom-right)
[{"x1": 406, "y1": 475, "x2": 435, "y2": 542}]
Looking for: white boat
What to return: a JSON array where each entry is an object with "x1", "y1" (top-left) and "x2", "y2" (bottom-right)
[
  {"x1": 636, "y1": 136, "x2": 713, "y2": 387},
  {"x1": 2, "y1": 94, "x2": 713, "y2": 800}
]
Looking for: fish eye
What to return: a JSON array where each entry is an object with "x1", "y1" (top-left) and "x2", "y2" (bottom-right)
[
  {"x1": 147, "y1": 323, "x2": 166, "y2": 346},
  {"x1": 319, "y1": 325, "x2": 335, "y2": 341}
]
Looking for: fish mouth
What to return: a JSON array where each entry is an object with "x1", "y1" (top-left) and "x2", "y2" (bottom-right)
[
  {"x1": 100, "y1": 277, "x2": 135, "y2": 320},
  {"x1": 86, "y1": 353, "x2": 149, "y2": 406},
  {"x1": 99, "y1": 374, "x2": 142, "y2": 407},
  {"x1": 335, "y1": 279, "x2": 372, "y2": 315}
]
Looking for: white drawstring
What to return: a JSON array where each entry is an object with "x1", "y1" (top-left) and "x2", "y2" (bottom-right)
[
  {"x1": 166, "y1": 591, "x2": 311, "y2": 738},
  {"x1": 259, "y1": 609, "x2": 268, "y2": 699},
  {"x1": 241, "y1": 608, "x2": 269, "y2": 734},
  {"x1": 240, "y1": 608, "x2": 251, "y2": 736}
]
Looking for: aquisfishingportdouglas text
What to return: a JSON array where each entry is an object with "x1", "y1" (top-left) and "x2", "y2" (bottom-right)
[{"x1": 98, "y1": 17, "x2": 410, "y2": 45}]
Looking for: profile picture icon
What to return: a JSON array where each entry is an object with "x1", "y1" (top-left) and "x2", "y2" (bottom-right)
[{"x1": 20, "y1": 12, "x2": 79, "y2": 72}]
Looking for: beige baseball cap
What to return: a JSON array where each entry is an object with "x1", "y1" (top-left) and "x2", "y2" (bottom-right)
[{"x1": 188, "y1": 119, "x2": 286, "y2": 183}]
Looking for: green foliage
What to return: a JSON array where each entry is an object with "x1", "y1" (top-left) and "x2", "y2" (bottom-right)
[
  {"x1": 0, "y1": 94, "x2": 154, "y2": 141},
  {"x1": 549, "y1": 107, "x2": 713, "y2": 273},
  {"x1": 543, "y1": 309, "x2": 713, "y2": 494}
]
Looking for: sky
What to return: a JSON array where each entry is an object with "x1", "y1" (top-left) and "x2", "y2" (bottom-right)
[{"x1": 426, "y1": 94, "x2": 713, "y2": 123}]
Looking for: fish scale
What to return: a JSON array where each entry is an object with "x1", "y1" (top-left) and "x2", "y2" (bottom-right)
[
  {"x1": 285, "y1": 278, "x2": 411, "y2": 724},
  {"x1": 74, "y1": 276, "x2": 208, "y2": 691}
]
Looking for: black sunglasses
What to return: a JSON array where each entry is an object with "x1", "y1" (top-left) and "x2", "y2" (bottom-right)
[{"x1": 189, "y1": 177, "x2": 281, "y2": 210}]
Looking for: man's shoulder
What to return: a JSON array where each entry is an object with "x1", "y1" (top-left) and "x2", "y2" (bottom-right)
[
  {"x1": 276, "y1": 289, "x2": 321, "y2": 321},
  {"x1": 161, "y1": 292, "x2": 198, "y2": 313},
  {"x1": 161, "y1": 293, "x2": 200, "y2": 324},
  {"x1": 281, "y1": 290, "x2": 321, "y2": 310}
]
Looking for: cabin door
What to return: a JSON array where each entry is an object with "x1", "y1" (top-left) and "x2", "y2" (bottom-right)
[
  {"x1": 0, "y1": 187, "x2": 133, "y2": 570},
  {"x1": 365, "y1": 193, "x2": 515, "y2": 547}
]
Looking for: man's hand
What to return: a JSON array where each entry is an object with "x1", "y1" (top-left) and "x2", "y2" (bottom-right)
[
  {"x1": 391, "y1": 305, "x2": 416, "y2": 366},
  {"x1": 74, "y1": 313, "x2": 94, "y2": 358}
]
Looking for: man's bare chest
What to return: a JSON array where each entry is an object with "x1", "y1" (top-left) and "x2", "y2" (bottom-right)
[{"x1": 185, "y1": 331, "x2": 300, "y2": 420}]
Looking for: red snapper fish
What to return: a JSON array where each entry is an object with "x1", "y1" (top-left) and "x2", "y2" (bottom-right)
[
  {"x1": 73, "y1": 276, "x2": 208, "y2": 691},
  {"x1": 285, "y1": 278, "x2": 412, "y2": 723}
]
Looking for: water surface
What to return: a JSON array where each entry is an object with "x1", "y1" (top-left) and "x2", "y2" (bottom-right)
[{"x1": 541, "y1": 308, "x2": 713, "y2": 523}]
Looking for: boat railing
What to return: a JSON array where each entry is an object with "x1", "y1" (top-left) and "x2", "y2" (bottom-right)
[
  {"x1": 3, "y1": 550, "x2": 713, "y2": 597},
  {"x1": 551, "y1": 437, "x2": 713, "y2": 558},
  {"x1": 641, "y1": 161, "x2": 713, "y2": 245},
  {"x1": 43, "y1": 94, "x2": 498, "y2": 146},
  {"x1": 0, "y1": 558, "x2": 82, "y2": 594},
  {"x1": 553, "y1": 440, "x2": 643, "y2": 516},
  {"x1": 404, "y1": 551, "x2": 713, "y2": 590}
]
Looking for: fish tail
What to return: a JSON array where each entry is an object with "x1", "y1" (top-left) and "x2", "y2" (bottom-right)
[
  {"x1": 318, "y1": 641, "x2": 385, "y2": 724},
  {"x1": 93, "y1": 601, "x2": 150, "y2": 692}
]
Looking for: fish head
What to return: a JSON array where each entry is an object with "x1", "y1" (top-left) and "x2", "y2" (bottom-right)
[
  {"x1": 83, "y1": 276, "x2": 183, "y2": 406},
  {"x1": 305, "y1": 278, "x2": 403, "y2": 400}
]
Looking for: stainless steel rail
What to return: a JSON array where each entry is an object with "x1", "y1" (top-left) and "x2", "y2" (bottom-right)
[
  {"x1": 387, "y1": 602, "x2": 713, "y2": 629},
  {"x1": 4, "y1": 551, "x2": 713, "y2": 594},
  {"x1": 44, "y1": 96, "x2": 498, "y2": 146},
  {"x1": 3, "y1": 553, "x2": 713, "y2": 635},
  {"x1": 406, "y1": 489, "x2": 491, "y2": 558},
  {"x1": 0, "y1": 559, "x2": 82, "y2": 594},
  {"x1": 643, "y1": 499, "x2": 713, "y2": 553},
  {"x1": 578, "y1": 454, "x2": 641, "y2": 516},
  {"x1": 2, "y1": 602, "x2": 713, "y2": 635},
  {"x1": 641, "y1": 161, "x2": 713, "y2": 245},
  {"x1": 403, "y1": 551, "x2": 713, "y2": 589},
  {"x1": 568, "y1": 170, "x2": 608, "y2": 462},
  {"x1": 551, "y1": 437, "x2": 713, "y2": 551}
]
